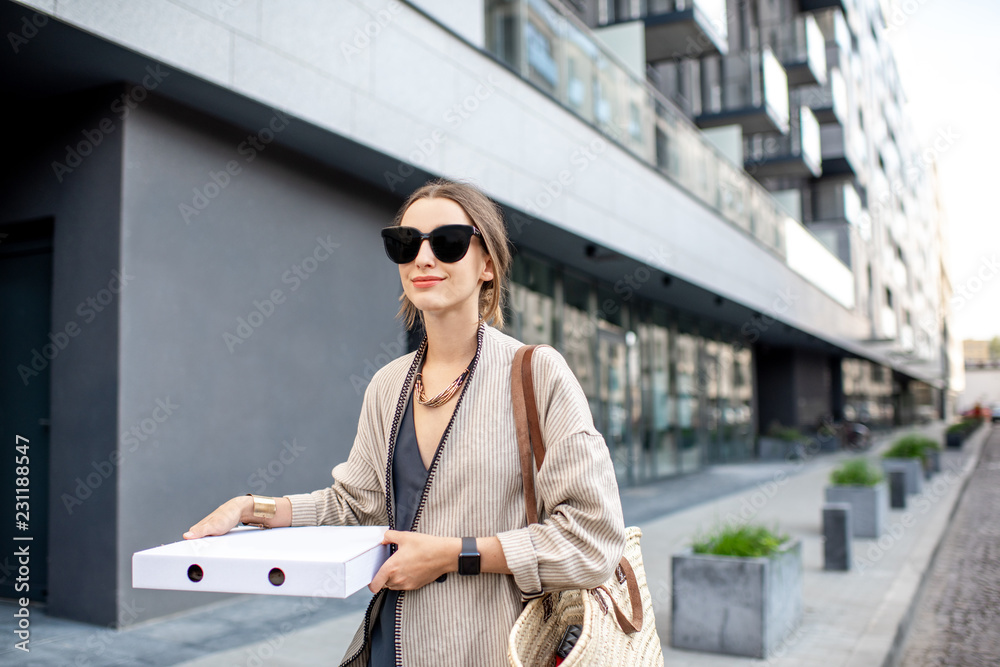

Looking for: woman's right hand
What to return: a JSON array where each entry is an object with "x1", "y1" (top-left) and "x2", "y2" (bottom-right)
[{"x1": 183, "y1": 496, "x2": 252, "y2": 539}]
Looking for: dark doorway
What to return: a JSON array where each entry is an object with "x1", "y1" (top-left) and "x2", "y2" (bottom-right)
[{"x1": 0, "y1": 218, "x2": 53, "y2": 601}]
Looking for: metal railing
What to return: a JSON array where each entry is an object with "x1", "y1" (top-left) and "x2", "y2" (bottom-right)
[{"x1": 485, "y1": 0, "x2": 802, "y2": 257}]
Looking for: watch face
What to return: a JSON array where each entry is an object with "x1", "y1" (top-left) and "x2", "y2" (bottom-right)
[{"x1": 458, "y1": 554, "x2": 480, "y2": 576}]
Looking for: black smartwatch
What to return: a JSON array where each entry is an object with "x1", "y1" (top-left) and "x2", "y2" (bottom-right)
[{"x1": 458, "y1": 537, "x2": 481, "y2": 575}]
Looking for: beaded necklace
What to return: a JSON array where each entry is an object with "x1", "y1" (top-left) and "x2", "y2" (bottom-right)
[{"x1": 412, "y1": 320, "x2": 481, "y2": 408}]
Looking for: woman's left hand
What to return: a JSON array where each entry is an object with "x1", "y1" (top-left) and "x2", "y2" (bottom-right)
[{"x1": 368, "y1": 530, "x2": 461, "y2": 593}]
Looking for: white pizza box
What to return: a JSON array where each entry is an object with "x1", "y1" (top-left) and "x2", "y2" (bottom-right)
[{"x1": 132, "y1": 526, "x2": 390, "y2": 598}]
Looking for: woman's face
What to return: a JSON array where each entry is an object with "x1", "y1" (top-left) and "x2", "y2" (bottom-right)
[{"x1": 397, "y1": 197, "x2": 494, "y2": 322}]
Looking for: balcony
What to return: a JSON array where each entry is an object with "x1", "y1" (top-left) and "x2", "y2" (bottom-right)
[
  {"x1": 642, "y1": 0, "x2": 729, "y2": 62},
  {"x1": 743, "y1": 106, "x2": 822, "y2": 178},
  {"x1": 487, "y1": 0, "x2": 656, "y2": 161},
  {"x1": 880, "y1": 305, "x2": 897, "y2": 340},
  {"x1": 819, "y1": 121, "x2": 865, "y2": 181},
  {"x1": 484, "y1": 0, "x2": 860, "y2": 300},
  {"x1": 798, "y1": 67, "x2": 847, "y2": 125},
  {"x1": 800, "y1": 0, "x2": 853, "y2": 13},
  {"x1": 762, "y1": 14, "x2": 827, "y2": 86},
  {"x1": 696, "y1": 47, "x2": 790, "y2": 135},
  {"x1": 812, "y1": 181, "x2": 862, "y2": 227}
]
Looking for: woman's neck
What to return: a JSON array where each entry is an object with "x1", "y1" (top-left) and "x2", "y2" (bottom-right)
[{"x1": 421, "y1": 309, "x2": 481, "y2": 367}]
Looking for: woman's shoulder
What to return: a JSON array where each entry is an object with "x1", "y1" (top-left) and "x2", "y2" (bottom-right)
[
  {"x1": 482, "y1": 325, "x2": 574, "y2": 382},
  {"x1": 365, "y1": 348, "x2": 418, "y2": 399}
]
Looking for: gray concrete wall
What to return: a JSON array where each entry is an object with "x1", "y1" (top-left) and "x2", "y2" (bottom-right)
[
  {"x1": 0, "y1": 86, "x2": 125, "y2": 624},
  {"x1": 116, "y1": 94, "x2": 406, "y2": 623}
]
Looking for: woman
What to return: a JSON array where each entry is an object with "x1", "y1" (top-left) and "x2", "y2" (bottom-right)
[{"x1": 184, "y1": 178, "x2": 626, "y2": 666}]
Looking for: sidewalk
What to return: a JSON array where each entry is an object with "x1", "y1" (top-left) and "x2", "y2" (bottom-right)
[
  {"x1": 2, "y1": 421, "x2": 988, "y2": 666},
  {"x1": 647, "y1": 422, "x2": 988, "y2": 667}
]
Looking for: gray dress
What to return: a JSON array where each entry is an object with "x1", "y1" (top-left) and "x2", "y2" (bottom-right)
[{"x1": 368, "y1": 390, "x2": 430, "y2": 666}]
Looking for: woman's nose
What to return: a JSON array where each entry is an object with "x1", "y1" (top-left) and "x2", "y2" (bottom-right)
[{"x1": 414, "y1": 238, "x2": 436, "y2": 265}]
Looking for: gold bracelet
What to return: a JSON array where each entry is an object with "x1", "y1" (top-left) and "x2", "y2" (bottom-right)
[{"x1": 244, "y1": 494, "x2": 277, "y2": 529}]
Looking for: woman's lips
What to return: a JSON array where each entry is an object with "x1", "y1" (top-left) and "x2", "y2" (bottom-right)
[{"x1": 412, "y1": 277, "x2": 443, "y2": 288}]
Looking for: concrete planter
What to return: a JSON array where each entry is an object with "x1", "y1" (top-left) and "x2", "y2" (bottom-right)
[
  {"x1": 927, "y1": 450, "x2": 941, "y2": 476},
  {"x1": 881, "y1": 458, "x2": 923, "y2": 495},
  {"x1": 825, "y1": 483, "x2": 887, "y2": 538},
  {"x1": 946, "y1": 431, "x2": 963, "y2": 449},
  {"x1": 671, "y1": 539, "x2": 803, "y2": 658}
]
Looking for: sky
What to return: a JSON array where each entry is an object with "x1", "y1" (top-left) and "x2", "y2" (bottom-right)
[{"x1": 884, "y1": 0, "x2": 1000, "y2": 342}]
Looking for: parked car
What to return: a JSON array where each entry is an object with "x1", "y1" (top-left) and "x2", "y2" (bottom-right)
[{"x1": 992, "y1": 404, "x2": 1000, "y2": 423}]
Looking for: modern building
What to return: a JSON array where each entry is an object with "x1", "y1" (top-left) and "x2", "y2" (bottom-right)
[
  {"x1": 962, "y1": 339, "x2": 994, "y2": 365},
  {"x1": 0, "y1": 0, "x2": 957, "y2": 626}
]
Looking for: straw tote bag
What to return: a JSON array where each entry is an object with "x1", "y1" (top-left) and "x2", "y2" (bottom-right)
[{"x1": 507, "y1": 345, "x2": 664, "y2": 667}]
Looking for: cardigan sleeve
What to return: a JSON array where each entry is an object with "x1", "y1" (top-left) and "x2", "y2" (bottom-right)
[
  {"x1": 496, "y1": 346, "x2": 626, "y2": 599},
  {"x1": 283, "y1": 375, "x2": 389, "y2": 527}
]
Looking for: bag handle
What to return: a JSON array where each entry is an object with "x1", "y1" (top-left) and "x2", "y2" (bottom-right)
[{"x1": 511, "y1": 345, "x2": 643, "y2": 634}]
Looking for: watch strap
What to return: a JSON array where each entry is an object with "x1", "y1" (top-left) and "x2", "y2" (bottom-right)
[{"x1": 458, "y1": 536, "x2": 480, "y2": 575}]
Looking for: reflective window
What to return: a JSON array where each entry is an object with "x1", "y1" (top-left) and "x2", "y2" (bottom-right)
[
  {"x1": 674, "y1": 329, "x2": 701, "y2": 472},
  {"x1": 562, "y1": 272, "x2": 596, "y2": 401},
  {"x1": 638, "y1": 307, "x2": 675, "y2": 477},
  {"x1": 597, "y1": 317, "x2": 629, "y2": 481},
  {"x1": 509, "y1": 253, "x2": 556, "y2": 346}
]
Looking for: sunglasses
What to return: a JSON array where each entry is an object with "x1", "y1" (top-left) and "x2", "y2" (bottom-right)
[{"x1": 380, "y1": 225, "x2": 483, "y2": 264}]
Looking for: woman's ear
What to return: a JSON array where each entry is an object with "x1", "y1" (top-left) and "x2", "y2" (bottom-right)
[{"x1": 480, "y1": 255, "x2": 494, "y2": 284}]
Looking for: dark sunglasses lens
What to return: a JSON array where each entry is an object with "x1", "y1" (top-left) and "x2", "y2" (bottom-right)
[
  {"x1": 381, "y1": 228, "x2": 419, "y2": 264},
  {"x1": 430, "y1": 226, "x2": 475, "y2": 263}
]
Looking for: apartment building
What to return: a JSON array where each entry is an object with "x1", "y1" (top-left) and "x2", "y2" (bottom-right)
[{"x1": 0, "y1": 0, "x2": 957, "y2": 625}]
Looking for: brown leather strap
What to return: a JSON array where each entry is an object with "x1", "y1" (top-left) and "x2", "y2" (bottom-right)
[
  {"x1": 610, "y1": 557, "x2": 644, "y2": 633},
  {"x1": 512, "y1": 344, "x2": 644, "y2": 635},
  {"x1": 511, "y1": 346, "x2": 539, "y2": 525},
  {"x1": 592, "y1": 560, "x2": 643, "y2": 635},
  {"x1": 519, "y1": 346, "x2": 546, "y2": 471}
]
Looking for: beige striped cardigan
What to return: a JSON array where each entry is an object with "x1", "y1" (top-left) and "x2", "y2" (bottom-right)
[{"x1": 285, "y1": 323, "x2": 626, "y2": 667}]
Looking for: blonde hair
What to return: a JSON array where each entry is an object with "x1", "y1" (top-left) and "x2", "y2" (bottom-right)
[{"x1": 390, "y1": 178, "x2": 511, "y2": 330}]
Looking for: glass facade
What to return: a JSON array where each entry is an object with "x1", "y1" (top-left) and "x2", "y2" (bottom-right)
[
  {"x1": 842, "y1": 357, "x2": 893, "y2": 427},
  {"x1": 483, "y1": 0, "x2": 838, "y2": 262},
  {"x1": 507, "y1": 251, "x2": 757, "y2": 485}
]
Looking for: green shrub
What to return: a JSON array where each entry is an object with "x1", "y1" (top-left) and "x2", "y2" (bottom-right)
[
  {"x1": 692, "y1": 523, "x2": 790, "y2": 558},
  {"x1": 767, "y1": 424, "x2": 806, "y2": 443},
  {"x1": 883, "y1": 434, "x2": 940, "y2": 464},
  {"x1": 830, "y1": 458, "x2": 884, "y2": 486}
]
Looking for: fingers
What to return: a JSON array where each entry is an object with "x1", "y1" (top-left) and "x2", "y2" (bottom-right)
[
  {"x1": 183, "y1": 499, "x2": 242, "y2": 540},
  {"x1": 369, "y1": 561, "x2": 390, "y2": 593}
]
